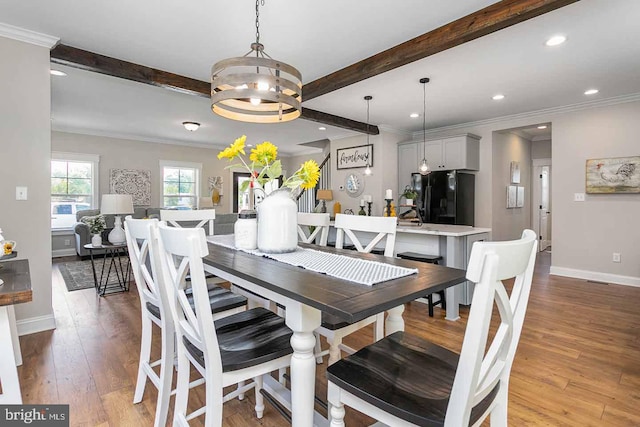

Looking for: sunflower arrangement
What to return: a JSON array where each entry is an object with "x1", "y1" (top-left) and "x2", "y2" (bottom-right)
[{"x1": 218, "y1": 135, "x2": 320, "y2": 194}]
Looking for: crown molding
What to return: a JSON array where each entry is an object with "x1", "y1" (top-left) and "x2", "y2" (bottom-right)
[
  {"x1": 0, "y1": 23, "x2": 59, "y2": 48},
  {"x1": 413, "y1": 92, "x2": 640, "y2": 139}
]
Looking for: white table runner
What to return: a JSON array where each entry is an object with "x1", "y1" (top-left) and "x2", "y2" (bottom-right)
[{"x1": 207, "y1": 235, "x2": 417, "y2": 286}]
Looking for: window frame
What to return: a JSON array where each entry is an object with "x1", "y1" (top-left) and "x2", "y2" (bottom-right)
[
  {"x1": 50, "y1": 152, "x2": 100, "y2": 230},
  {"x1": 159, "y1": 160, "x2": 202, "y2": 209}
]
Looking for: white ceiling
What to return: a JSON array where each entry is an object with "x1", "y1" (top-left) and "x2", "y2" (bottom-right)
[{"x1": 2, "y1": 0, "x2": 640, "y2": 155}]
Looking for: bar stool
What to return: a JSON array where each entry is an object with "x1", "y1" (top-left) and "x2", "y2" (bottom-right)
[{"x1": 397, "y1": 251, "x2": 445, "y2": 317}]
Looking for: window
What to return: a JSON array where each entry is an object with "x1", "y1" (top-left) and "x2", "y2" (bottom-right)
[
  {"x1": 232, "y1": 172, "x2": 282, "y2": 213},
  {"x1": 51, "y1": 152, "x2": 99, "y2": 229},
  {"x1": 160, "y1": 160, "x2": 202, "y2": 209}
]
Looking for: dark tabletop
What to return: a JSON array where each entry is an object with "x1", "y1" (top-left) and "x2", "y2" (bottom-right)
[
  {"x1": 203, "y1": 243, "x2": 466, "y2": 324},
  {"x1": 0, "y1": 259, "x2": 33, "y2": 306}
]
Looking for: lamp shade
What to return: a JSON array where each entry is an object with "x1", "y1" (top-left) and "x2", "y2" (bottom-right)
[
  {"x1": 101, "y1": 194, "x2": 134, "y2": 215},
  {"x1": 317, "y1": 189, "x2": 333, "y2": 201}
]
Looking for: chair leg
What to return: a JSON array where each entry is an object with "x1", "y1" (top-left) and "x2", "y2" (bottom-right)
[
  {"x1": 327, "y1": 383, "x2": 346, "y2": 427},
  {"x1": 427, "y1": 294, "x2": 434, "y2": 317},
  {"x1": 154, "y1": 323, "x2": 174, "y2": 427},
  {"x1": 133, "y1": 316, "x2": 153, "y2": 404},
  {"x1": 278, "y1": 368, "x2": 287, "y2": 385},
  {"x1": 237, "y1": 380, "x2": 245, "y2": 400},
  {"x1": 327, "y1": 335, "x2": 343, "y2": 365},
  {"x1": 173, "y1": 345, "x2": 191, "y2": 425},
  {"x1": 374, "y1": 313, "x2": 384, "y2": 341},
  {"x1": 439, "y1": 290, "x2": 446, "y2": 310},
  {"x1": 490, "y1": 384, "x2": 509, "y2": 427},
  {"x1": 254, "y1": 375, "x2": 265, "y2": 419}
]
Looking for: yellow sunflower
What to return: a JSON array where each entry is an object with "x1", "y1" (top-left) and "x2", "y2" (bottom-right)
[
  {"x1": 249, "y1": 141, "x2": 278, "y2": 164},
  {"x1": 299, "y1": 160, "x2": 320, "y2": 190},
  {"x1": 217, "y1": 135, "x2": 246, "y2": 160}
]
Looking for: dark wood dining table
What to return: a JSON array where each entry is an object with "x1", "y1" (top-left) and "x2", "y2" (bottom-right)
[{"x1": 203, "y1": 242, "x2": 466, "y2": 427}]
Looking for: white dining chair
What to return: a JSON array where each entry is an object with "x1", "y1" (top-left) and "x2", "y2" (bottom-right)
[
  {"x1": 160, "y1": 209, "x2": 216, "y2": 235},
  {"x1": 151, "y1": 223, "x2": 294, "y2": 426},
  {"x1": 125, "y1": 217, "x2": 247, "y2": 427},
  {"x1": 326, "y1": 229, "x2": 538, "y2": 427},
  {"x1": 297, "y1": 212, "x2": 330, "y2": 246},
  {"x1": 317, "y1": 214, "x2": 397, "y2": 365}
]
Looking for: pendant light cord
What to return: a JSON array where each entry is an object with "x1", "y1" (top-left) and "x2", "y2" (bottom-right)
[{"x1": 422, "y1": 80, "x2": 427, "y2": 158}]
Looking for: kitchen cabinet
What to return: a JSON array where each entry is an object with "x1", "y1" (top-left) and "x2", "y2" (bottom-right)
[{"x1": 398, "y1": 134, "x2": 480, "y2": 174}]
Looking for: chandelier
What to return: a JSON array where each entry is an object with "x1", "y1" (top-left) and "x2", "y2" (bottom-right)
[{"x1": 210, "y1": 0, "x2": 302, "y2": 123}]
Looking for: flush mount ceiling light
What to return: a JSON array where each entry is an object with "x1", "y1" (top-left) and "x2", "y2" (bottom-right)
[
  {"x1": 584, "y1": 89, "x2": 599, "y2": 95},
  {"x1": 50, "y1": 70, "x2": 66, "y2": 76},
  {"x1": 545, "y1": 35, "x2": 566, "y2": 46},
  {"x1": 182, "y1": 121, "x2": 200, "y2": 131},
  {"x1": 318, "y1": 126, "x2": 326, "y2": 131},
  {"x1": 409, "y1": 113, "x2": 419, "y2": 118},
  {"x1": 419, "y1": 77, "x2": 431, "y2": 176},
  {"x1": 492, "y1": 94, "x2": 505, "y2": 101},
  {"x1": 210, "y1": 0, "x2": 302, "y2": 123},
  {"x1": 364, "y1": 96, "x2": 373, "y2": 176}
]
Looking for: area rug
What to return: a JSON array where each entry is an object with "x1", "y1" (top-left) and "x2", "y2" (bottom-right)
[{"x1": 59, "y1": 259, "x2": 122, "y2": 292}]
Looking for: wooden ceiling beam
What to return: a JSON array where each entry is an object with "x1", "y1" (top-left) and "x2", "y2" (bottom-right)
[
  {"x1": 303, "y1": 0, "x2": 580, "y2": 101},
  {"x1": 50, "y1": 44, "x2": 379, "y2": 135}
]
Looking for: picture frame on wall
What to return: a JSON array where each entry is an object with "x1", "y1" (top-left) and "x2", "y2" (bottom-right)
[
  {"x1": 336, "y1": 145, "x2": 373, "y2": 170},
  {"x1": 586, "y1": 156, "x2": 640, "y2": 194},
  {"x1": 516, "y1": 186, "x2": 525, "y2": 208},
  {"x1": 506, "y1": 185, "x2": 517, "y2": 208},
  {"x1": 510, "y1": 161, "x2": 521, "y2": 184}
]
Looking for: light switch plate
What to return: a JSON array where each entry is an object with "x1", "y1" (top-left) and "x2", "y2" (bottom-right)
[
  {"x1": 16, "y1": 186, "x2": 28, "y2": 200},
  {"x1": 574, "y1": 192, "x2": 585, "y2": 202}
]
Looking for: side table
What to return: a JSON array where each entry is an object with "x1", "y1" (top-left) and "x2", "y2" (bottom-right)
[
  {"x1": 0, "y1": 258, "x2": 32, "y2": 404},
  {"x1": 83, "y1": 243, "x2": 131, "y2": 296}
]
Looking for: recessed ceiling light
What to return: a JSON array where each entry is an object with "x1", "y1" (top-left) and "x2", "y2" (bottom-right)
[
  {"x1": 409, "y1": 113, "x2": 419, "y2": 118},
  {"x1": 318, "y1": 126, "x2": 326, "y2": 131},
  {"x1": 50, "y1": 70, "x2": 66, "y2": 76},
  {"x1": 537, "y1": 125, "x2": 547, "y2": 129},
  {"x1": 247, "y1": 144, "x2": 254, "y2": 147},
  {"x1": 584, "y1": 89, "x2": 599, "y2": 95},
  {"x1": 182, "y1": 121, "x2": 200, "y2": 131},
  {"x1": 545, "y1": 35, "x2": 566, "y2": 46},
  {"x1": 492, "y1": 94, "x2": 505, "y2": 101}
]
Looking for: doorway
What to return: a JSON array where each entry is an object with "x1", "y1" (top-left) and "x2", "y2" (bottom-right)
[{"x1": 532, "y1": 159, "x2": 552, "y2": 251}]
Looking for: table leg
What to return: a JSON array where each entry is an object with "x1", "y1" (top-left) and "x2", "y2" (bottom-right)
[
  {"x1": 285, "y1": 302, "x2": 321, "y2": 427},
  {"x1": 385, "y1": 305, "x2": 405, "y2": 335},
  {"x1": 0, "y1": 306, "x2": 22, "y2": 403},
  {"x1": 445, "y1": 236, "x2": 462, "y2": 321},
  {"x1": 88, "y1": 249, "x2": 99, "y2": 291}
]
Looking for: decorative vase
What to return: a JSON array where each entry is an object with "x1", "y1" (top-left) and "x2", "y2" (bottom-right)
[
  {"x1": 257, "y1": 188, "x2": 298, "y2": 253},
  {"x1": 91, "y1": 233, "x2": 103, "y2": 247},
  {"x1": 211, "y1": 187, "x2": 221, "y2": 205}
]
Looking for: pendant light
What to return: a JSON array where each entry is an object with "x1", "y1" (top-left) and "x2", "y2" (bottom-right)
[
  {"x1": 364, "y1": 95, "x2": 373, "y2": 176},
  {"x1": 419, "y1": 77, "x2": 431, "y2": 175},
  {"x1": 210, "y1": 0, "x2": 302, "y2": 123}
]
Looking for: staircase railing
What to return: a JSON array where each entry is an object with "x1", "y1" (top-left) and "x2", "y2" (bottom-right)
[{"x1": 297, "y1": 152, "x2": 331, "y2": 212}]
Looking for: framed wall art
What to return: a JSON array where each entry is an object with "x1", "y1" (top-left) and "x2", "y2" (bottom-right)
[
  {"x1": 109, "y1": 168, "x2": 151, "y2": 206},
  {"x1": 510, "y1": 161, "x2": 521, "y2": 184},
  {"x1": 336, "y1": 145, "x2": 373, "y2": 170},
  {"x1": 516, "y1": 186, "x2": 525, "y2": 208},
  {"x1": 506, "y1": 185, "x2": 517, "y2": 208},
  {"x1": 586, "y1": 156, "x2": 640, "y2": 194}
]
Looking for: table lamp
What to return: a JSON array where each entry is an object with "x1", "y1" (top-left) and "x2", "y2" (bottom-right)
[
  {"x1": 316, "y1": 189, "x2": 333, "y2": 213},
  {"x1": 101, "y1": 194, "x2": 134, "y2": 244}
]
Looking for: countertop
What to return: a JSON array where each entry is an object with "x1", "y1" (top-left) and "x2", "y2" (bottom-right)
[{"x1": 395, "y1": 223, "x2": 491, "y2": 237}]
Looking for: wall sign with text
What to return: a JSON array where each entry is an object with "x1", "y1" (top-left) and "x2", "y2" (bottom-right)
[{"x1": 336, "y1": 145, "x2": 373, "y2": 170}]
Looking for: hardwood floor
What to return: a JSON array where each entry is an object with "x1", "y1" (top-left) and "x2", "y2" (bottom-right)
[{"x1": 17, "y1": 252, "x2": 640, "y2": 426}]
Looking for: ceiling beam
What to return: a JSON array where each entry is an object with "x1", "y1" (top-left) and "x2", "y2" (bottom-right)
[
  {"x1": 303, "y1": 0, "x2": 580, "y2": 101},
  {"x1": 50, "y1": 44, "x2": 379, "y2": 135}
]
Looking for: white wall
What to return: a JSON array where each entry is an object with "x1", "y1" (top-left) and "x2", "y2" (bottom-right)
[
  {"x1": 417, "y1": 98, "x2": 640, "y2": 285},
  {"x1": 0, "y1": 36, "x2": 55, "y2": 332},
  {"x1": 52, "y1": 132, "x2": 233, "y2": 212},
  {"x1": 491, "y1": 132, "x2": 532, "y2": 241},
  {"x1": 532, "y1": 139, "x2": 552, "y2": 159}
]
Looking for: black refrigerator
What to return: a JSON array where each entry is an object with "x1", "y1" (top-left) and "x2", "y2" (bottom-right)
[{"x1": 410, "y1": 171, "x2": 475, "y2": 226}]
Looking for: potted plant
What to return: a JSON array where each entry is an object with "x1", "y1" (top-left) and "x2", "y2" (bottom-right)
[
  {"x1": 81, "y1": 214, "x2": 107, "y2": 246},
  {"x1": 401, "y1": 186, "x2": 418, "y2": 206}
]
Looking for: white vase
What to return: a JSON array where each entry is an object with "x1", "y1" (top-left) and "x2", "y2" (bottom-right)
[
  {"x1": 91, "y1": 234, "x2": 102, "y2": 247},
  {"x1": 257, "y1": 188, "x2": 298, "y2": 253}
]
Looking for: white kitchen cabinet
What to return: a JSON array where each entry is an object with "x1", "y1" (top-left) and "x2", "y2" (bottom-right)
[{"x1": 397, "y1": 134, "x2": 480, "y2": 175}]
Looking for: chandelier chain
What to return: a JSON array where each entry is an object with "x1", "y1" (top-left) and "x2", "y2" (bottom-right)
[{"x1": 255, "y1": 0, "x2": 265, "y2": 45}]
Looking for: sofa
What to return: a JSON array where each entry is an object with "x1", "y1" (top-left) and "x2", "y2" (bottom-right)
[{"x1": 74, "y1": 209, "x2": 238, "y2": 257}]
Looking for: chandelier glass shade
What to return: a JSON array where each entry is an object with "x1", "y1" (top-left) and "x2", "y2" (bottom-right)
[{"x1": 210, "y1": 1, "x2": 302, "y2": 123}]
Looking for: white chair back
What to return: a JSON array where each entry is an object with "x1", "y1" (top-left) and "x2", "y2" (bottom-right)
[
  {"x1": 160, "y1": 209, "x2": 216, "y2": 236},
  {"x1": 446, "y1": 229, "x2": 537, "y2": 426},
  {"x1": 334, "y1": 214, "x2": 396, "y2": 257},
  {"x1": 297, "y1": 212, "x2": 330, "y2": 246},
  {"x1": 151, "y1": 223, "x2": 224, "y2": 381},
  {"x1": 124, "y1": 217, "x2": 163, "y2": 316}
]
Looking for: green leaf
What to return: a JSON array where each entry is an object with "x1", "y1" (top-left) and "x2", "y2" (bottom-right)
[
  {"x1": 267, "y1": 160, "x2": 282, "y2": 179},
  {"x1": 239, "y1": 180, "x2": 251, "y2": 193}
]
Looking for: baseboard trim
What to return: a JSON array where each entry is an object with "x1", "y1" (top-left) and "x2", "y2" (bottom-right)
[
  {"x1": 550, "y1": 266, "x2": 640, "y2": 288},
  {"x1": 16, "y1": 314, "x2": 56, "y2": 336},
  {"x1": 52, "y1": 248, "x2": 77, "y2": 258}
]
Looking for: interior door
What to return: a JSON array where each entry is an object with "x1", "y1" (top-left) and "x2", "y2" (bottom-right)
[{"x1": 539, "y1": 166, "x2": 551, "y2": 251}]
